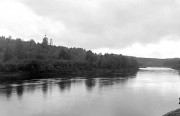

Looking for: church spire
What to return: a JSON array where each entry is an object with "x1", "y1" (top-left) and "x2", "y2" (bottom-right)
[{"x1": 42, "y1": 35, "x2": 48, "y2": 46}]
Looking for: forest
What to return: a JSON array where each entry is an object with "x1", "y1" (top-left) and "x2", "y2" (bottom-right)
[
  {"x1": 163, "y1": 58, "x2": 180, "y2": 69},
  {"x1": 0, "y1": 35, "x2": 139, "y2": 78}
]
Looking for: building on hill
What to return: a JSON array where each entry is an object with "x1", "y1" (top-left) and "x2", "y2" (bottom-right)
[{"x1": 42, "y1": 35, "x2": 48, "y2": 46}]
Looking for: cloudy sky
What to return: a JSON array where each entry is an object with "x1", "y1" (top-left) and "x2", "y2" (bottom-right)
[{"x1": 1, "y1": 0, "x2": 180, "y2": 58}]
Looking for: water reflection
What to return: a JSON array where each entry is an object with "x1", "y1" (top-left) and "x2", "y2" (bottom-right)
[
  {"x1": 58, "y1": 80, "x2": 71, "y2": 92},
  {"x1": 0, "y1": 85, "x2": 13, "y2": 98},
  {"x1": 99, "y1": 76, "x2": 135, "y2": 88},
  {"x1": 0, "y1": 76, "x2": 137, "y2": 99},
  {"x1": 0, "y1": 68, "x2": 180, "y2": 116},
  {"x1": 26, "y1": 84, "x2": 37, "y2": 93},
  {"x1": 42, "y1": 82, "x2": 48, "y2": 95},
  {"x1": 85, "y1": 78, "x2": 96, "y2": 91},
  {"x1": 16, "y1": 85, "x2": 24, "y2": 99}
]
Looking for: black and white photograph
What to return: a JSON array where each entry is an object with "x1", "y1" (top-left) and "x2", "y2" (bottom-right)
[{"x1": 0, "y1": 0, "x2": 180, "y2": 116}]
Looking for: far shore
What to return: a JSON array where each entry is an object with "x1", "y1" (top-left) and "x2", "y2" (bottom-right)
[{"x1": 0, "y1": 68, "x2": 138, "y2": 82}]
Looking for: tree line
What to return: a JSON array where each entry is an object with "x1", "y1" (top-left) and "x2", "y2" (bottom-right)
[
  {"x1": 0, "y1": 36, "x2": 139, "y2": 75},
  {"x1": 163, "y1": 58, "x2": 180, "y2": 69}
]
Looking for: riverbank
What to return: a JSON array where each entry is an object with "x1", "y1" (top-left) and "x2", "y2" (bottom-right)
[
  {"x1": 0, "y1": 59, "x2": 139, "y2": 82},
  {"x1": 0, "y1": 68, "x2": 138, "y2": 82},
  {"x1": 163, "y1": 109, "x2": 180, "y2": 116}
]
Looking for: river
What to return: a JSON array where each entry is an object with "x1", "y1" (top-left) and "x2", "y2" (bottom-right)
[{"x1": 0, "y1": 67, "x2": 180, "y2": 116}]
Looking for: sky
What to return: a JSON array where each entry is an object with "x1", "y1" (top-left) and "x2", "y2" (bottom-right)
[{"x1": 0, "y1": 0, "x2": 180, "y2": 58}]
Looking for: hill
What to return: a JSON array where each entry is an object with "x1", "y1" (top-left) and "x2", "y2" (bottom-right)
[
  {"x1": 136, "y1": 57, "x2": 167, "y2": 67},
  {"x1": 136, "y1": 57, "x2": 180, "y2": 68},
  {"x1": 0, "y1": 36, "x2": 139, "y2": 79}
]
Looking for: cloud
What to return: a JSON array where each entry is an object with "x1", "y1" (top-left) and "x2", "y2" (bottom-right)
[
  {"x1": 1, "y1": 0, "x2": 180, "y2": 58},
  {"x1": 17, "y1": 0, "x2": 180, "y2": 49},
  {"x1": 0, "y1": 0, "x2": 66, "y2": 43},
  {"x1": 93, "y1": 35, "x2": 180, "y2": 58}
]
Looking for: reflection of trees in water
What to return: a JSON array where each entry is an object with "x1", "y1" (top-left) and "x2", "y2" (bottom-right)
[
  {"x1": 0, "y1": 79, "x2": 72, "y2": 99},
  {"x1": 99, "y1": 79, "x2": 114, "y2": 87},
  {"x1": 0, "y1": 81, "x2": 48, "y2": 99},
  {"x1": 16, "y1": 85, "x2": 24, "y2": 99},
  {"x1": 178, "y1": 70, "x2": 180, "y2": 76},
  {"x1": 0, "y1": 85, "x2": 13, "y2": 99},
  {"x1": 0, "y1": 84, "x2": 24, "y2": 99},
  {"x1": 0, "y1": 75, "x2": 137, "y2": 100},
  {"x1": 26, "y1": 84, "x2": 36, "y2": 93},
  {"x1": 5, "y1": 86, "x2": 13, "y2": 98},
  {"x1": 85, "y1": 79, "x2": 96, "y2": 91},
  {"x1": 71, "y1": 79, "x2": 84, "y2": 85},
  {"x1": 58, "y1": 80, "x2": 71, "y2": 92},
  {"x1": 99, "y1": 77, "x2": 134, "y2": 88},
  {"x1": 42, "y1": 82, "x2": 48, "y2": 95}
]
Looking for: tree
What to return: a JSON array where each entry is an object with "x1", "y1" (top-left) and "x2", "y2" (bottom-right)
[
  {"x1": 15, "y1": 38, "x2": 25, "y2": 59},
  {"x1": 3, "y1": 46, "x2": 12, "y2": 62},
  {"x1": 85, "y1": 50, "x2": 96, "y2": 63},
  {"x1": 58, "y1": 49, "x2": 71, "y2": 60},
  {"x1": 0, "y1": 35, "x2": 139, "y2": 73},
  {"x1": 29, "y1": 39, "x2": 36, "y2": 45}
]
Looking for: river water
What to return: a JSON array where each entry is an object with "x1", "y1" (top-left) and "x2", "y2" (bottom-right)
[{"x1": 0, "y1": 67, "x2": 180, "y2": 116}]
